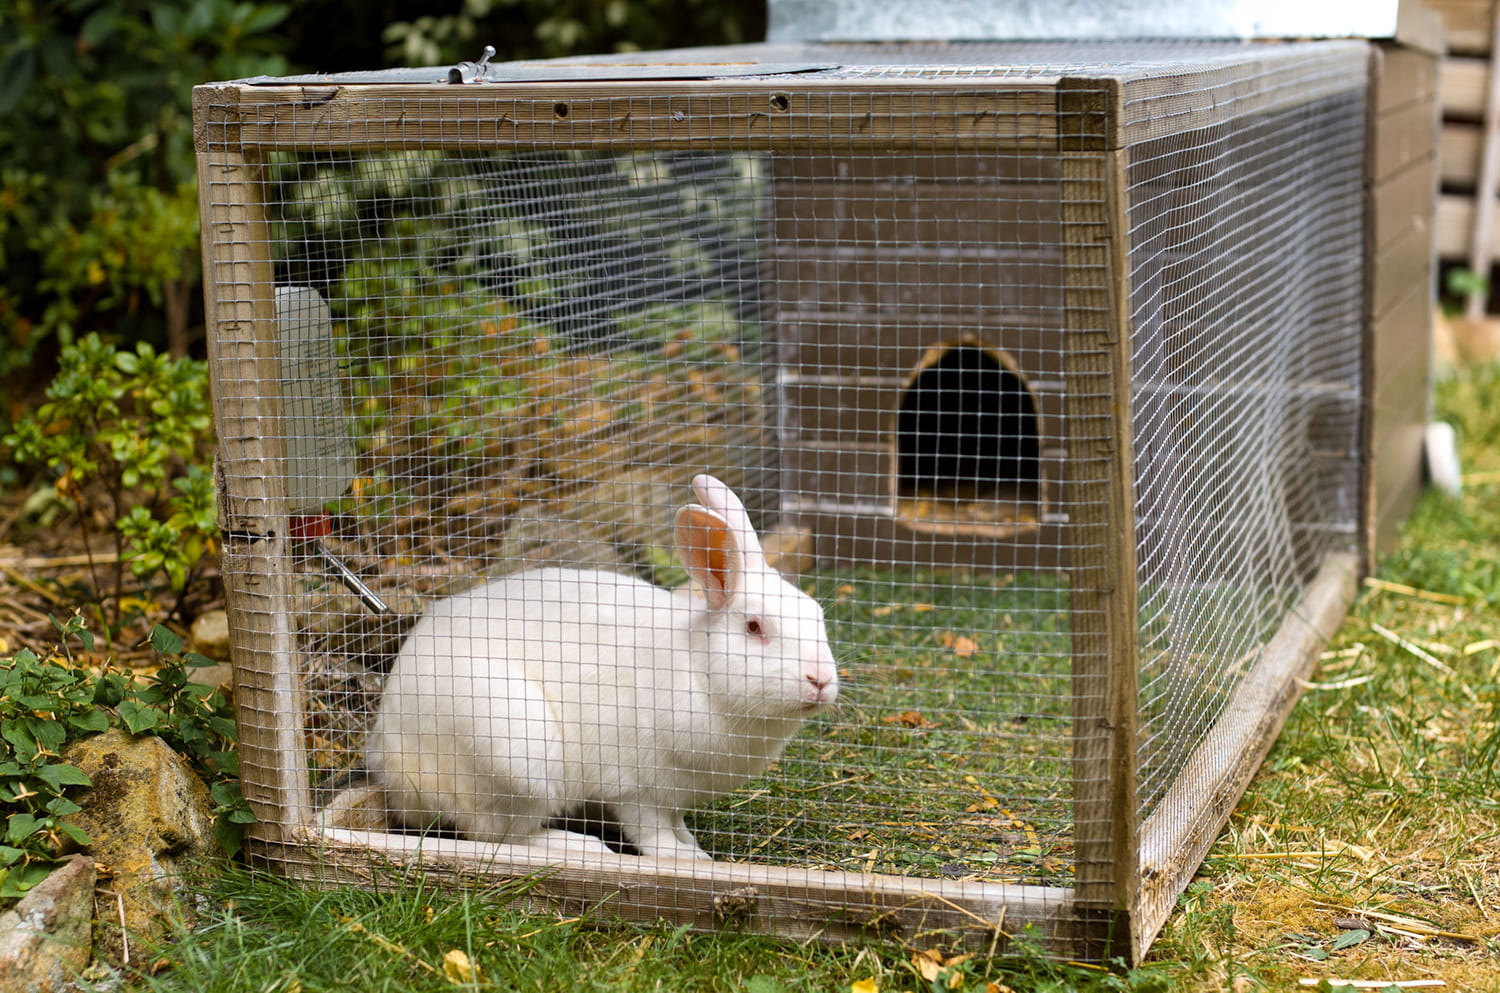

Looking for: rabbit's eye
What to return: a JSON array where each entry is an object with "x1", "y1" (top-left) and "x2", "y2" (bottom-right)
[{"x1": 746, "y1": 618, "x2": 767, "y2": 640}]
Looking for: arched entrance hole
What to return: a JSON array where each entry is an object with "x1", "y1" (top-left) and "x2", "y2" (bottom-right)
[{"x1": 893, "y1": 343, "x2": 1043, "y2": 533}]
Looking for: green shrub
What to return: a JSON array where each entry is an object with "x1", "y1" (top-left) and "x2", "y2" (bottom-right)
[
  {"x1": 0, "y1": 0, "x2": 291, "y2": 374},
  {"x1": 4, "y1": 333, "x2": 217, "y2": 628},
  {"x1": 382, "y1": 0, "x2": 763, "y2": 66}
]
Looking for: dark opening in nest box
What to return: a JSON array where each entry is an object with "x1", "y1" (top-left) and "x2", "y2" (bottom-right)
[{"x1": 894, "y1": 342, "x2": 1044, "y2": 535}]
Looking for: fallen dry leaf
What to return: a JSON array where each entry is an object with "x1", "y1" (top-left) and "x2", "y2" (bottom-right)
[
  {"x1": 914, "y1": 950, "x2": 946, "y2": 983},
  {"x1": 882, "y1": 710, "x2": 938, "y2": 729},
  {"x1": 441, "y1": 948, "x2": 483, "y2": 984},
  {"x1": 912, "y1": 949, "x2": 971, "y2": 986}
]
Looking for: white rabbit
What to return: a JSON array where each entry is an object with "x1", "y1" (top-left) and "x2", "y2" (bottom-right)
[{"x1": 366, "y1": 474, "x2": 839, "y2": 860}]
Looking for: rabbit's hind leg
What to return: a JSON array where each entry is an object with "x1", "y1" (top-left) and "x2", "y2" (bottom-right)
[
  {"x1": 615, "y1": 801, "x2": 712, "y2": 860},
  {"x1": 456, "y1": 673, "x2": 569, "y2": 846}
]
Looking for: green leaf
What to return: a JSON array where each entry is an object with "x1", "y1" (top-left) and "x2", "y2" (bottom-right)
[
  {"x1": 1330, "y1": 928, "x2": 1371, "y2": 951},
  {"x1": 2, "y1": 722, "x2": 38, "y2": 759},
  {"x1": 213, "y1": 816, "x2": 244, "y2": 859},
  {"x1": 55, "y1": 820, "x2": 91, "y2": 847},
  {"x1": 79, "y1": 8, "x2": 124, "y2": 47},
  {"x1": 6, "y1": 813, "x2": 41, "y2": 844},
  {"x1": 68, "y1": 710, "x2": 109, "y2": 733},
  {"x1": 44, "y1": 798, "x2": 81, "y2": 818},
  {"x1": 28, "y1": 718, "x2": 66, "y2": 754},
  {"x1": 213, "y1": 749, "x2": 239, "y2": 777},
  {"x1": 182, "y1": 0, "x2": 217, "y2": 39},
  {"x1": 93, "y1": 674, "x2": 126, "y2": 708},
  {"x1": 0, "y1": 47, "x2": 37, "y2": 116},
  {"x1": 118, "y1": 700, "x2": 160, "y2": 735},
  {"x1": 244, "y1": 4, "x2": 291, "y2": 34},
  {"x1": 0, "y1": 861, "x2": 54, "y2": 899},
  {"x1": 35, "y1": 763, "x2": 91, "y2": 792},
  {"x1": 150, "y1": 624, "x2": 184, "y2": 656}
]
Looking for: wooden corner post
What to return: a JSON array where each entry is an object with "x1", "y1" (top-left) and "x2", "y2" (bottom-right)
[
  {"x1": 1056, "y1": 76, "x2": 1143, "y2": 962},
  {"x1": 194, "y1": 84, "x2": 311, "y2": 854}
]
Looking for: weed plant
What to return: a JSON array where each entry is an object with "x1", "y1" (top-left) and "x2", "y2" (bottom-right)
[{"x1": 4, "y1": 333, "x2": 217, "y2": 630}]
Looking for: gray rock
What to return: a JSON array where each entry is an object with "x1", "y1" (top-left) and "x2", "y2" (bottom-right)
[
  {"x1": 0, "y1": 855, "x2": 95, "y2": 993},
  {"x1": 188, "y1": 609, "x2": 231, "y2": 661},
  {"x1": 62, "y1": 730, "x2": 220, "y2": 964}
]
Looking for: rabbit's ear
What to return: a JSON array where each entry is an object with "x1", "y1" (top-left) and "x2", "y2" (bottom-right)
[
  {"x1": 675, "y1": 504, "x2": 742, "y2": 610},
  {"x1": 690, "y1": 475, "x2": 768, "y2": 571}
]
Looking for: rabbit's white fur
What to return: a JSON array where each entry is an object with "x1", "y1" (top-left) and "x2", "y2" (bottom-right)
[{"x1": 366, "y1": 474, "x2": 838, "y2": 860}]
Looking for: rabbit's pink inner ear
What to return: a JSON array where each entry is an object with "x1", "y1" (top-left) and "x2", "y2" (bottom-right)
[{"x1": 675, "y1": 505, "x2": 738, "y2": 610}]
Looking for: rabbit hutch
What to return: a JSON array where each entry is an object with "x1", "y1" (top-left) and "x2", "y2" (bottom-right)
[{"x1": 195, "y1": 37, "x2": 1387, "y2": 963}]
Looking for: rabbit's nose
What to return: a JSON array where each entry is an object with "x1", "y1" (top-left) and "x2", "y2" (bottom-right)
[{"x1": 804, "y1": 665, "x2": 838, "y2": 703}]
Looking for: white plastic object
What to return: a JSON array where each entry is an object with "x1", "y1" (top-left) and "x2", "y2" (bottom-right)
[
  {"x1": 276, "y1": 286, "x2": 356, "y2": 512},
  {"x1": 1425, "y1": 421, "x2": 1462, "y2": 497}
]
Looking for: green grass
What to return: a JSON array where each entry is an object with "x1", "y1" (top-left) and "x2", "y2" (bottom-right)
[
  {"x1": 112, "y1": 862, "x2": 1131, "y2": 993},
  {"x1": 109, "y1": 363, "x2": 1500, "y2": 992}
]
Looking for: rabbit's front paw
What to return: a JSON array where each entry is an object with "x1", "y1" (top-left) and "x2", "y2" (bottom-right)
[{"x1": 529, "y1": 828, "x2": 618, "y2": 859}]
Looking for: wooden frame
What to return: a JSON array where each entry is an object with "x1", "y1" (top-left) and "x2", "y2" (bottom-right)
[
  {"x1": 1366, "y1": 41, "x2": 1439, "y2": 564},
  {"x1": 195, "y1": 41, "x2": 1369, "y2": 964}
]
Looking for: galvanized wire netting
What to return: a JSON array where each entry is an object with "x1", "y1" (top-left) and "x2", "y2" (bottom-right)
[
  {"x1": 1124, "y1": 63, "x2": 1367, "y2": 822},
  {"x1": 262, "y1": 137, "x2": 1083, "y2": 883}
]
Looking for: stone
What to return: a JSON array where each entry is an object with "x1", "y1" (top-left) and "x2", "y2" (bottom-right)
[
  {"x1": 0, "y1": 855, "x2": 95, "y2": 993},
  {"x1": 62, "y1": 730, "x2": 219, "y2": 964},
  {"x1": 188, "y1": 610, "x2": 235, "y2": 697},
  {"x1": 188, "y1": 609, "x2": 231, "y2": 661}
]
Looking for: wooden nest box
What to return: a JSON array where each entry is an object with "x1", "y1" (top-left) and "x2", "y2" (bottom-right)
[{"x1": 769, "y1": 149, "x2": 1071, "y2": 569}]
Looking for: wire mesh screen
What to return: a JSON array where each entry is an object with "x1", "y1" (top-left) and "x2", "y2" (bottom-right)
[
  {"x1": 195, "y1": 39, "x2": 1367, "y2": 961},
  {"x1": 262, "y1": 145, "x2": 1084, "y2": 881},
  {"x1": 1123, "y1": 59, "x2": 1367, "y2": 822}
]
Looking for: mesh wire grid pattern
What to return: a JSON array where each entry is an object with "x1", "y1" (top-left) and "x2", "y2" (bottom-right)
[
  {"x1": 196, "y1": 39, "x2": 1367, "y2": 960},
  {"x1": 1124, "y1": 53, "x2": 1367, "y2": 812}
]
